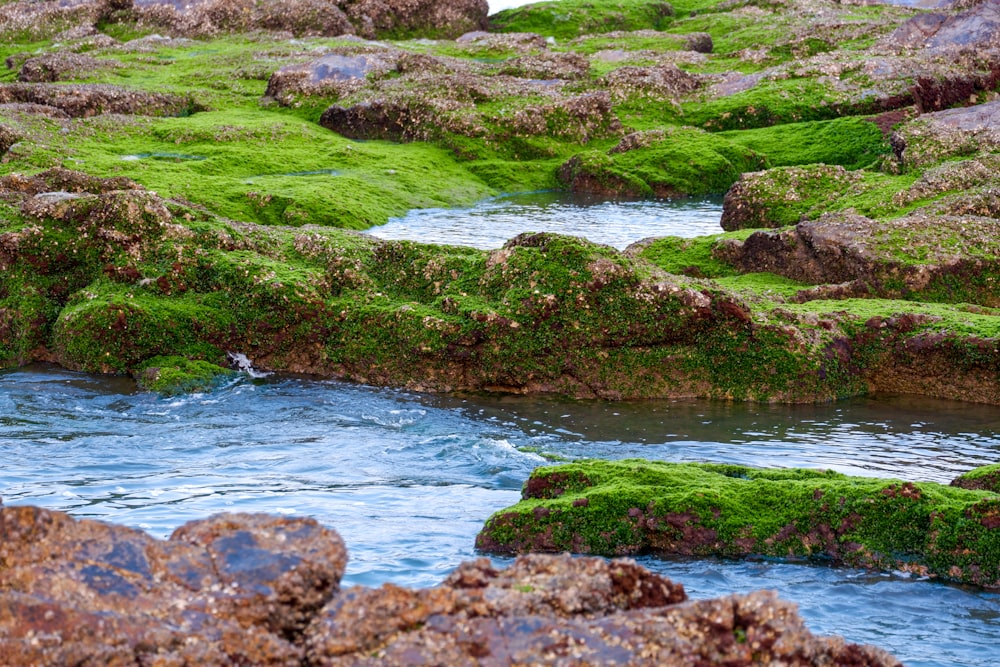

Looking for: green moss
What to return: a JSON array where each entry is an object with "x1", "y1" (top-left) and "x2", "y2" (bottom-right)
[
  {"x1": 635, "y1": 231, "x2": 753, "y2": 278},
  {"x1": 720, "y1": 116, "x2": 890, "y2": 170},
  {"x1": 478, "y1": 459, "x2": 1000, "y2": 587},
  {"x1": 136, "y1": 355, "x2": 236, "y2": 394},
  {"x1": 559, "y1": 128, "x2": 767, "y2": 197},
  {"x1": 489, "y1": 0, "x2": 676, "y2": 40}
]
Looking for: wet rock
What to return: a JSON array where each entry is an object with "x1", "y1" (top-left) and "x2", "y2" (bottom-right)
[
  {"x1": 0, "y1": 83, "x2": 199, "y2": 118},
  {"x1": 304, "y1": 554, "x2": 898, "y2": 666},
  {"x1": 265, "y1": 51, "x2": 399, "y2": 104},
  {"x1": 477, "y1": 459, "x2": 1000, "y2": 589},
  {"x1": 0, "y1": 505, "x2": 346, "y2": 664},
  {"x1": 885, "y1": 0, "x2": 1000, "y2": 51},
  {"x1": 17, "y1": 52, "x2": 122, "y2": 83}
]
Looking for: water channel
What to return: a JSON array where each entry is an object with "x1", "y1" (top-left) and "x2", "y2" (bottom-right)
[{"x1": 3, "y1": 196, "x2": 1000, "y2": 666}]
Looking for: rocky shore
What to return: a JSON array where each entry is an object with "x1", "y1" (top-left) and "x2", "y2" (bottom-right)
[
  {"x1": 0, "y1": 0, "x2": 999, "y2": 404},
  {"x1": 0, "y1": 502, "x2": 903, "y2": 665}
]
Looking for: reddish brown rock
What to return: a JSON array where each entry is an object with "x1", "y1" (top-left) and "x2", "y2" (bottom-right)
[
  {"x1": 0, "y1": 505, "x2": 346, "y2": 664},
  {"x1": 305, "y1": 555, "x2": 900, "y2": 667}
]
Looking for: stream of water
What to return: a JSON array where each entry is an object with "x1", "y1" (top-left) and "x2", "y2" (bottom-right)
[{"x1": 367, "y1": 191, "x2": 724, "y2": 249}]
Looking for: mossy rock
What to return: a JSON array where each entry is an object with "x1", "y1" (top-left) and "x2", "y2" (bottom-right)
[
  {"x1": 952, "y1": 464, "x2": 1000, "y2": 494},
  {"x1": 489, "y1": 0, "x2": 676, "y2": 40},
  {"x1": 477, "y1": 459, "x2": 1000, "y2": 588},
  {"x1": 136, "y1": 355, "x2": 236, "y2": 394}
]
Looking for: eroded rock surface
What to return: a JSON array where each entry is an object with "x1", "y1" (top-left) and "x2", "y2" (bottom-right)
[{"x1": 0, "y1": 504, "x2": 902, "y2": 666}]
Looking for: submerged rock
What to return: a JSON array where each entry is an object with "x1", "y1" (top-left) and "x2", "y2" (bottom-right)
[
  {"x1": 0, "y1": 504, "x2": 903, "y2": 666},
  {"x1": 477, "y1": 460, "x2": 1000, "y2": 589}
]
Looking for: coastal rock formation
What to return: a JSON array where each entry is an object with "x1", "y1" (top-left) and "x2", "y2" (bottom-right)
[
  {"x1": 0, "y1": 83, "x2": 198, "y2": 118},
  {"x1": 477, "y1": 460, "x2": 1000, "y2": 589},
  {"x1": 0, "y1": 503, "x2": 903, "y2": 666}
]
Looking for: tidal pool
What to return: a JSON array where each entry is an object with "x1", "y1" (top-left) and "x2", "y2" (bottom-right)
[
  {"x1": 366, "y1": 191, "x2": 724, "y2": 249},
  {"x1": 2, "y1": 364, "x2": 999, "y2": 667}
]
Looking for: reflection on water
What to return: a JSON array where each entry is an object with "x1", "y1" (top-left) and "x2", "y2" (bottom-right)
[
  {"x1": 2, "y1": 364, "x2": 1000, "y2": 666},
  {"x1": 366, "y1": 191, "x2": 724, "y2": 250}
]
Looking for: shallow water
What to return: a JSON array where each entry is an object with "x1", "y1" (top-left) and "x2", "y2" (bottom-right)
[
  {"x1": 367, "y1": 191, "x2": 724, "y2": 249},
  {"x1": 2, "y1": 364, "x2": 999, "y2": 666}
]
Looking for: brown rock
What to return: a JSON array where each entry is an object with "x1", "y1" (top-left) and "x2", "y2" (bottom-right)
[
  {"x1": 17, "y1": 52, "x2": 122, "y2": 83},
  {"x1": 0, "y1": 505, "x2": 346, "y2": 664},
  {"x1": 305, "y1": 554, "x2": 900, "y2": 667},
  {"x1": 0, "y1": 82, "x2": 199, "y2": 118}
]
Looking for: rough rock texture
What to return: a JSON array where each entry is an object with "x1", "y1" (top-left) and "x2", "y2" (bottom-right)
[
  {"x1": 0, "y1": 505, "x2": 347, "y2": 664},
  {"x1": 885, "y1": 0, "x2": 1000, "y2": 51},
  {"x1": 16, "y1": 52, "x2": 123, "y2": 83},
  {"x1": 477, "y1": 460, "x2": 1000, "y2": 589},
  {"x1": 0, "y1": 83, "x2": 198, "y2": 118},
  {"x1": 892, "y1": 99, "x2": 1000, "y2": 170},
  {"x1": 715, "y1": 211, "x2": 1000, "y2": 305},
  {"x1": 952, "y1": 463, "x2": 1000, "y2": 493},
  {"x1": 0, "y1": 504, "x2": 903, "y2": 666}
]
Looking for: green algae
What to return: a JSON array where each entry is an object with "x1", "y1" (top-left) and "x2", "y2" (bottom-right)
[
  {"x1": 720, "y1": 116, "x2": 890, "y2": 170},
  {"x1": 136, "y1": 355, "x2": 236, "y2": 394},
  {"x1": 489, "y1": 0, "x2": 676, "y2": 40},
  {"x1": 477, "y1": 459, "x2": 1000, "y2": 587}
]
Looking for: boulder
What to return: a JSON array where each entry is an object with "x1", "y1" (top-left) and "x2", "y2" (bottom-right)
[
  {"x1": 477, "y1": 459, "x2": 1000, "y2": 588},
  {"x1": 953, "y1": 463, "x2": 1000, "y2": 493},
  {"x1": 16, "y1": 52, "x2": 122, "y2": 83},
  {"x1": 0, "y1": 505, "x2": 347, "y2": 664},
  {"x1": 885, "y1": 0, "x2": 1000, "y2": 51},
  {"x1": 891, "y1": 99, "x2": 1000, "y2": 170}
]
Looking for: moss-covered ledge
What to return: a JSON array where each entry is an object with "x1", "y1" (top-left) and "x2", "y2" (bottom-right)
[{"x1": 476, "y1": 460, "x2": 1000, "y2": 588}]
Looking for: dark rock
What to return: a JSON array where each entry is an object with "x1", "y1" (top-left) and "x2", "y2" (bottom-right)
[
  {"x1": 952, "y1": 464, "x2": 1000, "y2": 492},
  {"x1": 265, "y1": 52, "x2": 399, "y2": 103},
  {"x1": 886, "y1": 0, "x2": 1000, "y2": 51}
]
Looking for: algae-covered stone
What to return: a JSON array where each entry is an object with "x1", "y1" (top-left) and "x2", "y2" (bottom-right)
[
  {"x1": 477, "y1": 459, "x2": 1000, "y2": 588},
  {"x1": 952, "y1": 463, "x2": 1000, "y2": 493},
  {"x1": 136, "y1": 355, "x2": 235, "y2": 394}
]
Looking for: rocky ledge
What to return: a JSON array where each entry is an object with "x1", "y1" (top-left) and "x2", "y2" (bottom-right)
[
  {"x1": 477, "y1": 460, "x2": 1000, "y2": 589},
  {"x1": 0, "y1": 502, "x2": 901, "y2": 665}
]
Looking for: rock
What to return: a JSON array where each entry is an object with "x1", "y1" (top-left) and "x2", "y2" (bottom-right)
[
  {"x1": 891, "y1": 99, "x2": 1000, "y2": 170},
  {"x1": 0, "y1": 506, "x2": 901, "y2": 666},
  {"x1": 715, "y1": 211, "x2": 1000, "y2": 306},
  {"x1": 600, "y1": 63, "x2": 703, "y2": 101},
  {"x1": 952, "y1": 463, "x2": 1000, "y2": 492},
  {"x1": 477, "y1": 459, "x2": 1000, "y2": 588},
  {"x1": 17, "y1": 52, "x2": 122, "y2": 83},
  {"x1": 131, "y1": 0, "x2": 487, "y2": 39},
  {"x1": 265, "y1": 51, "x2": 399, "y2": 104},
  {"x1": 0, "y1": 83, "x2": 199, "y2": 118},
  {"x1": 885, "y1": 0, "x2": 1000, "y2": 51},
  {"x1": 305, "y1": 555, "x2": 899, "y2": 666},
  {"x1": 0, "y1": 505, "x2": 346, "y2": 664}
]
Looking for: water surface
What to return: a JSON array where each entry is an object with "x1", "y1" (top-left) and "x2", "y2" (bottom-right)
[
  {"x1": 367, "y1": 191, "x2": 724, "y2": 249},
  {"x1": 2, "y1": 364, "x2": 999, "y2": 667}
]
